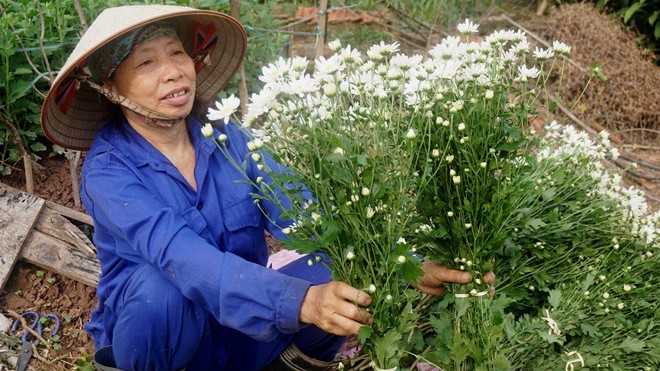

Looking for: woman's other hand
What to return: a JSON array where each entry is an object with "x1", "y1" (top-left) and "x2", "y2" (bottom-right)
[
  {"x1": 418, "y1": 261, "x2": 495, "y2": 296},
  {"x1": 299, "y1": 281, "x2": 372, "y2": 336}
]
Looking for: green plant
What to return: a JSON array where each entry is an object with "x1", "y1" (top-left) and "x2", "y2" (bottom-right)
[
  {"x1": 596, "y1": 0, "x2": 660, "y2": 57},
  {"x1": 0, "y1": 0, "x2": 80, "y2": 175},
  {"x1": 328, "y1": 24, "x2": 395, "y2": 51},
  {"x1": 380, "y1": 0, "x2": 500, "y2": 30},
  {"x1": 75, "y1": 352, "x2": 95, "y2": 371}
]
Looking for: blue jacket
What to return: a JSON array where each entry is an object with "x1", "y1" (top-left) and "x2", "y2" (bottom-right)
[{"x1": 81, "y1": 115, "x2": 310, "y2": 349}]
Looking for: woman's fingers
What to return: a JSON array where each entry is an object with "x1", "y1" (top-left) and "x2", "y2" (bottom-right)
[
  {"x1": 417, "y1": 284, "x2": 446, "y2": 296},
  {"x1": 418, "y1": 263, "x2": 498, "y2": 297},
  {"x1": 419, "y1": 262, "x2": 472, "y2": 289},
  {"x1": 334, "y1": 282, "x2": 372, "y2": 307},
  {"x1": 300, "y1": 281, "x2": 373, "y2": 336},
  {"x1": 484, "y1": 271, "x2": 496, "y2": 284}
]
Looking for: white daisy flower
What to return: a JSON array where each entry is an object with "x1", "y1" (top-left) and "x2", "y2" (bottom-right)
[
  {"x1": 533, "y1": 46, "x2": 554, "y2": 61},
  {"x1": 457, "y1": 18, "x2": 479, "y2": 35},
  {"x1": 207, "y1": 94, "x2": 241, "y2": 123},
  {"x1": 328, "y1": 39, "x2": 342, "y2": 52},
  {"x1": 552, "y1": 40, "x2": 571, "y2": 55}
]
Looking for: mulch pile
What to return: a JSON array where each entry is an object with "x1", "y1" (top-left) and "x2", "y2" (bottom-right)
[{"x1": 543, "y1": 3, "x2": 659, "y2": 144}]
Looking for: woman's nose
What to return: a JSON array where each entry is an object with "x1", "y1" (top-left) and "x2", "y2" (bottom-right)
[{"x1": 160, "y1": 57, "x2": 184, "y2": 82}]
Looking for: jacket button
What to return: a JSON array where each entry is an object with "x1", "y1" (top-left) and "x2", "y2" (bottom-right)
[{"x1": 196, "y1": 201, "x2": 203, "y2": 210}]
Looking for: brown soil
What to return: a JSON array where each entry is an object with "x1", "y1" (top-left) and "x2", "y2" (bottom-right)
[
  {"x1": 0, "y1": 262, "x2": 96, "y2": 370},
  {"x1": 1, "y1": 156, "x2": 95, "y2": 370}
]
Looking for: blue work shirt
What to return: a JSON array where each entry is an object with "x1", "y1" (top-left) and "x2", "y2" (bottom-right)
[{"x1": 81, "y1": 114, "x2": 310, "y2": 351}]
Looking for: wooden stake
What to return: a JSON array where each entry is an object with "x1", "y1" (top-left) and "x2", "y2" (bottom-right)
[
  {"x1": 0, "y1": 115, "x2": 33, "y2": 193},
  {"x1": 231, "y1": 0, "x2": 248, "y2": 116},
  {"x1": 73, "y1": 0, "x2": 88, "y2": 34},
  {"x1": 314, "y1": 0, "x2": 329, "y2": 60}
]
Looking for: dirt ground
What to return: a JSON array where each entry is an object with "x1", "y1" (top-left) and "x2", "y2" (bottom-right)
[{"x1": 1, "y1": 156, "x2": 96, "y2": 370}]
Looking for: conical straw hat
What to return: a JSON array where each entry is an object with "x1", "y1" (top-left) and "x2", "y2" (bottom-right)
[{"x1": 40, "y1": 4, "x2": 247, "y2": 150}]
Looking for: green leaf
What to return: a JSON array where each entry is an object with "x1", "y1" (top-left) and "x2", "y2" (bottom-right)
[
  {"x1": 358, "y1": 325, "x2": 373, "y2": 344},
  {"x1": 502, "y1": 238, "x2": 520, "y2": 257},
  {"x1": 548, "y1": 289, "x2": 562, "y2": 309},
  {"x1": 538, "y1": 330, "x2": 561, "y2": 344},
  {"x1": 454, "y1": 294, "x2": 470, "y2": 318},
  {"x1": 542, "y1": 187, "x2": 556, "y2": 202},
  {"x1": 320, "y1": 220, "x2": 340, "y2": 244},
  {"x1": 655, "y1": 21, "x2": 660, "y2": 39},
  {"x1": 624, "y1": 2, "x2": 645, "y2": 23},
  {"x1": 582, "y1": 273, "x2": 595, "y2": 292},
  {"x1": 373, "y1": 329, "x2": 402, "y2": 365},
  {"x1": 409, "y1": 328, "x2": 425, "y2": 351},
  {"x1": 30, "y1": 142, "x2": 47, "y2": 152},
  {"x1": 14, "y1": 67, "x2": 32, "y2": 75},
  {"x1": 650, "y1": 10, "x2": 659, "y2": 25},
  {"x1": 617, "y1": 338, "x2": 646, "y2": 353},
  {"x1": 325, "y1": 153, "x2": 344, "y2": 163},
  {"x1": 400, "y1": 260, "x2": 424, "y2": 284},
  {"x1": 524, "y1": 218, "x2": 546, "y2": 231},
  {"x1": 580, "y1": 322, "x2": 603, "y2": 337},
  {"x1": 430, "y1": 315, "x2": 453, "y2": 345}
]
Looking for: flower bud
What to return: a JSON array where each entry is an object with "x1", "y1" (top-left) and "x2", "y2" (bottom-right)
[{"x1": 201, "y1": 123, "x2": 214, "y2": 138}]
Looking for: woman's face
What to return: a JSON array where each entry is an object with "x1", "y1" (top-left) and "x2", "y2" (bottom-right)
[{"x1": 106, "y1": 36, "x2": 196, "y2": 122}]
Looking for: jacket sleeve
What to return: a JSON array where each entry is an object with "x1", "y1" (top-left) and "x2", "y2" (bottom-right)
[{"x1": 82, "y1": 156, "x2": 310, "y2": 341}]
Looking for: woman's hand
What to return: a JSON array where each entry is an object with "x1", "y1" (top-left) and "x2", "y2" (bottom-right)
[
  {"x1": 299, "y1": 281, "x2": 372, "y2": 336},
  {"x1": 418, "y1": 261, "x2": 496, "y2": 296}
]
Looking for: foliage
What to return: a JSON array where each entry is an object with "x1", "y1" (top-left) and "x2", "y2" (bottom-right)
[
  {"x1": 381, "y1": 0, "x2": 499, "y2": 28},
  {"x1": 0, "y1": 0, "x2": 79, "y2": 175},
  {"x1": 328, "y1": 24, "x2": 395, "y2": 52},
  {"x1": 596, "y1": 0, "x2": 660, "y2": 57},
  {"x1": 75, "y1": 351, "x2": 95, "y2": 371}
]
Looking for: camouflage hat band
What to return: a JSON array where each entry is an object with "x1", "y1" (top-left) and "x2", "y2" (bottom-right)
[{"x1": 87, "y1": 22, "x2": 178, "y2": 82}]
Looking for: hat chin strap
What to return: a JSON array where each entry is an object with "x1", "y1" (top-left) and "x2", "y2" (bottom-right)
[{"x1": 84, "y1": 78, "x2": 184, "y2": 128}]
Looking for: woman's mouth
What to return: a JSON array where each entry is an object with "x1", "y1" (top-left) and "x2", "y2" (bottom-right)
[{"x1": 162, "y1": 89, "x2": 191, "y2": 105}]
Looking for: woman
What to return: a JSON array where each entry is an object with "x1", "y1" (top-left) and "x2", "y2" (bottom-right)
[{"x1": 41, "y1": 5, "x2": 477, "y2": 370}]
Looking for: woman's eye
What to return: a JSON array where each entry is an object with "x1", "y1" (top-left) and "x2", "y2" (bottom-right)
[{"x1": 138, "y1": 59, "x2": 153, "y2": 67}]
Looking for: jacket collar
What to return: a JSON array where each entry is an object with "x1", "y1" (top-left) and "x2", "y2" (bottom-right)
[{"x1": 103, "y1": 114, "x2": 216, "y2": 168}]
